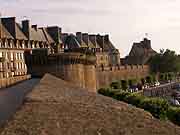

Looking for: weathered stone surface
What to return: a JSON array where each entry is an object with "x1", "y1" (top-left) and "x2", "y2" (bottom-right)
[{"x1": 1, "y1": 74, "x2": 180, "y2": 135}]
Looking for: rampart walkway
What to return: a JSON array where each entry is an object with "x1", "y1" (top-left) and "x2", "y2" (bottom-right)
[{"x1": 0, "y1": 78, "x2": 40, "y2": 126}]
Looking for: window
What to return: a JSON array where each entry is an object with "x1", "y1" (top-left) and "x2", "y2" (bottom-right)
[
  {"x1": 21, "y1": 53, "x2": 24, "y2": 59},
  {"x1": 10, "y1": 53, "x2": 13, "y2": 61},
  {"x1": 22, "y1": 42, "x2": 25, "y2": 49},
  {"x1": 10, "y1": 41, "x2": 13, "y2": 48},
  {"x1": 16, "y1": 63, "x2": 19, "y2": 69},
  {"x1": 0, "y1": 63, "x2": 3, "y2": 69},
  {"x1": 16, "y1": 53, "x2": 18, "y2": 60},
  {"x1": 4, "y1": 41, "x2": 7, "y2": 48},
  {"x1": 0, "y1": 52, "x2": 2, "y2": 58},
  {"x1": 12, "y1": 72, "x2": 14, "y2": 77}
]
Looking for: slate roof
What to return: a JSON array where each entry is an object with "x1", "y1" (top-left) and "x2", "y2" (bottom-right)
[
  {"x1": 87, "y1": 40, "x2": 95, "y2": 48},
  {"x1": 29, "y1": 27, "x2": 46, "y2": 42},
  {"x1": 80, "y1": 39, "x2": 88, "y2": 48},
  {"x1": 40, "y1": 28, "x2": 54, "y2": 44},
  {"x1": 65, "y1": 34, "x2": 81, "y2": 49},
  {"x1": 15, "y1": 23, "x2": 27, "y2": 40},
  {"x1": 103, "y1": 39, "x2": 117, "y2": 52},
  {"x1": 0, "y1": 21, "x2": 14, "y2": 39},
  {"x1": 89, "y1": 35, "x2": 101, "y2": 49}
]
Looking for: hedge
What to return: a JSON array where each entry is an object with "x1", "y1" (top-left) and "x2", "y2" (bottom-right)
[
  {"x1": 167, "y1": 107, "x2": 180, "y2": 126},
  {"x1": 121, "y1": 80, "x2": 128, "y2": 90},
  {"x1": 110, "y1": 81, "x2": 121, "y2": 89},
  {"x1": 98, "y1": 88, "x2": 180, "y2": 125}
]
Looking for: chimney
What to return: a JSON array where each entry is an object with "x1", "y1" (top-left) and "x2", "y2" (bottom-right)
[
  {"x1": 76, "y1": 32, "x2": 82, "y2": 45},
  {"x1": 22, "y1": 20, "x2": 30, "y2": 38},
  {"x1": 96, "y1": 34, "x2": 104, "y2": 50},
  {"x1": 82, "y1": 33, "x2": 89, "y2": 45},
  {"x1": 32, "y1": 25, "x2": 37, "y2": 31},
  {"x1": 61, "y1": 33, "x2": 68, "y2": 44},
  {"x1": 143, "y1": 38, "x2": 151, "y2": 49},
  {"x1": 1, "y1": 17, "x2": 16, "y2": 38},
  {"x1": 89, "y1": 35, "x2": 97, "y2": 47},
  {"x1": 104, "y1": 34, "x2": 109, "y2": 42}
]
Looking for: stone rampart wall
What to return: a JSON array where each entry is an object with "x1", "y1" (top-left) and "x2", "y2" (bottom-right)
[{"x1": 96, "y1": 65, "x2": 149, "y2": 89}]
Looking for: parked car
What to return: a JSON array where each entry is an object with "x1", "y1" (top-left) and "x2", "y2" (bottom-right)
[{"x1": 154, "y1": 81, "x2": 160, "y2": 87}]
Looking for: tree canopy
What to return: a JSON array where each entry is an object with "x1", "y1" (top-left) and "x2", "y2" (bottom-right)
[{"x1": 149, "y1": 49, "x2": 180, "y2": 73}]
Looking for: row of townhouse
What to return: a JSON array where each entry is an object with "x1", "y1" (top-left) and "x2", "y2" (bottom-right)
[
  {"x1": 0, "y1": 16, "x2": 121, "y2": 80},
  {"x1": 61, "y1": 32, "x2": 121, "y2": 67},
  {"x1": 0, "y1": 17, "x2": 64, "y2": 79}
]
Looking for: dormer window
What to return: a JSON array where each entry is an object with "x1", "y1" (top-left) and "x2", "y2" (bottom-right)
[
  {"x1": 22, "y1": 41, "x2": 25, "y2": 49},
  {"x1": 16, "y1": 40, "x2": 19, "y2": 48},
  {"x1": 10, "y1": 40, "x2": 13, "y2": 48},
  {"x1": 4, "y1": 40, "x2": 7, "y2": 48}
]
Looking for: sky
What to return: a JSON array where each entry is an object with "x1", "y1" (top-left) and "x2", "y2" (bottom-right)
[{"x1": 0, "y1": 0, "x2": 180, "y2": 57}]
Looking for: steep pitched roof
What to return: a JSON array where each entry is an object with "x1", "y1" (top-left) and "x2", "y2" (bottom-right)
[
  {"x1": 87, "y1": 40, "x2": 95, "y2": 48},
  {"x1": 29, "y1": 27, "x2": 46, "y2": 42},
  {"x1": 80, "y1": 39, "x2": 88, "y2": 48},
  {"x1": 65, "y1": 34, "x2": 81, "y2": 49},
  {"x1": 15, "y1": 23, "x2": 28, "y2": 40},
  {"x1": 37, "y1": 29, "x2": 47, "y2": 42},
  {"x1": 41, "y1": 28, "x2": 55, "y2": 44},
  {"x1": 89, "y1": 36, "x2": 101, "y2": 49},
  {"x1": 0, "y1": 22, "x2": 13, "y2": 39}
]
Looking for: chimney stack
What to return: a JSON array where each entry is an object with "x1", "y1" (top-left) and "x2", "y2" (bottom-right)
[
  {"x1": 96, "y1": 34, "x2": 104, "y2": 50},
  {"x1": 104, "y1": 34, "x2": 109, "y2": 42},
  {"x1": 22, "y1": 20, "x2": 30, "y2": 38},
  {"x1": 82, "y1": 33, "x2": 89, "y2": 46},
  {"x1": 76, "y1": 32, "x2": 82, "y2": 45},
  {"x1": 1, "y1": 17, "x2": 16, "y2": 38},
  {"x1": 32, "y1": 25, "x2": 38, "y2": 31},
  {"x1": 89, "y1": 35, "x2": 97, "y2": 47}
]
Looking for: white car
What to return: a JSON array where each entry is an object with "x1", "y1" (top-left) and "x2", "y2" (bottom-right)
[{"x1": 155, "y1": 81, "x2": 160, "y2": 86}]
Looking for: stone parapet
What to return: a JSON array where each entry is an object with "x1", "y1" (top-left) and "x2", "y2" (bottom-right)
[{"x1": 0, "y1": 74, "x2": 31, "y2": 88}]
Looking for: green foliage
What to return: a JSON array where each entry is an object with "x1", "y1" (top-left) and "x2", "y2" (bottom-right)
[
  {"x1": 110, "y1": 81, "x2": 121, "y2": 89},
  {"x1": 149, "y1": 49, "x2": 180, "y2": 73},
  {"x1": 167, "y1": 107, "x2": 180, "y2": 126},
  {"x1": 164, "y1": 73, "x2": 169, "y2": 81},
  {"x1": 152, "y1": 74, "x2": 157, "y2": 83},
  {"x1": 98, "y1": 88, "x2": 115, "y2": 97},
  {"x1": 98, "y1": 89, "x2": 177, "y2": 123},
  {"x1": 159, "y1": 73, "x2": 165, "y2": 82},
  {"x1": 146, "y1": 76, "x2": 153, "y2": 84},
  {"x1": 140, "y1": 98, "x2": 169, "y2": 119},
  {"x1": 121, "y1": 80, "x2": 128, "y2": 90},
  {"x1": 168, "y1": 72, "x2": 175, "y2": 81},
  {"x1": 141, "y1": 78, "x2": 146, "y2": 85},
  {"x1": 128, "y1": 79, "x2": 137, "y2": 87}
]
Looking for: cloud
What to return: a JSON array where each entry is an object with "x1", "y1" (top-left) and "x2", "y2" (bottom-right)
[{"x1": 1, "y1": 0, "x2": 180, "y2": 56}]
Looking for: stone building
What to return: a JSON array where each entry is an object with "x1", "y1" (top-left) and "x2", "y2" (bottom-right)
[
  {"x1": 21, "y1": 20, "x2": 55, "y2": 54},
  {"x1": 0, "y1": 17, "x2": 28, "y2": 77},
  {"x1": 46, "y1": 26, "x2": 64, "y2": 53},
  {"x1": 124, "y1": 38, "x2": 157, "y2": 65},
  {"x1": 61, "y1": 32, "x2": 120, "y2": 67}
]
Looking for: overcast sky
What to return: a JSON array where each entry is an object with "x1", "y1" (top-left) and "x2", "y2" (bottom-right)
[{"x1": 0, "y1": 0, "x2": 180, "y2": 57}]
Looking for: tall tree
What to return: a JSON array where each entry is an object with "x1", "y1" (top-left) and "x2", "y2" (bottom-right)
[{"x1": 149, "y1": 49, "x2": 180, "y2": 73}]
